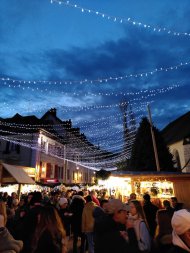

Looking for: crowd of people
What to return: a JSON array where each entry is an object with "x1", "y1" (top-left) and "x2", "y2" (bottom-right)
[{"x1": 0, "y1": 189, "x2": 189, "y2": 253}]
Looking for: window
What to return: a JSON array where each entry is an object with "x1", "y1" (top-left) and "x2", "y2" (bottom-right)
[
  {"x1": 3, "y1": 141, "x2": 10, "y2": 154},
  {"x1": 41, "y1": 162, "x2": 46, "y2": 178},
  {"x1": 16, "y1": 144, "x2": 20, "y2": 154},
  {"x1": 50, "y1": 164, "x2": 54, "y2": 178},
  {"x1": 85, "y1": 172, "x2": 88, "y2": 181},
  {"x1": 3, "y1": 142, "x2": 20, "y2": 154},
  {"x1": 58, "y1": 166, "x2": 63, "y2": 179}
]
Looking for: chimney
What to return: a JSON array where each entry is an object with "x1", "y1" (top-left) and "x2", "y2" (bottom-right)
[{"x1": 49, "y1": 108, "x2": 57, "y2": 117}]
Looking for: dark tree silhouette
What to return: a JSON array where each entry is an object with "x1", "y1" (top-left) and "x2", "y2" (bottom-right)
[
  {"x1": 96, "y1": 169, "x2": 111, "y2": 180},
  {"x1": 129, "y1": 117, "x2": 175, "y2": 171}
]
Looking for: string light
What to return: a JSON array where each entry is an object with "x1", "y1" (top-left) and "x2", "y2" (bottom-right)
[
  {"x1": 0, "y1": 115, "x2": 140, "y2": 155},
  {"x1": 0, "y1": 100, "x2": 137, "y2": 166},
  {"x1": 59, "y1": 100, "x2": 154, "y2": 113},
  {"x1": 0, "y1": 106, "x2": 138, "y2": 158},
  {"x1": 0, "y1": 85, "x2": 175, "y2": 157},
  {"x1": 0, "y1": 135, "x2": 104, "y2": 170},
  {"x1": 0, "y1": 117, "x2": 137, "y2": 147},
  {"x1": 0, "y1": 122, "x2": 137, "y2": 145},
  {"x1": 1, "y1": 78, "x2": 180, "y2": 98},
  {"x1": 0, "y1": 134, "x2": 134, "y2": 169},
  {"x1": 51, "y1": 0, "x2": 190, "y2": 37},
  {"x1": 0, "y1": 94, "x2": 153, "y2": 115},
  {"x1": 1, "y1": 2, "x2": 185, "y2": 170},
  {"x1": 0, "y1": 110, "x2": 121, "y2": 128},
  {"x1": 0, "y1": 109, "x2": 141, "y2": 132},
  {"x1": 0, "y1": 60, "x2": 189, "y2": 85}
]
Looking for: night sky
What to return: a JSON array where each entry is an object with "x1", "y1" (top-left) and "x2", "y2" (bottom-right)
[{"x1": 0, "y1": 0, "x2": 190, "y2": 155}]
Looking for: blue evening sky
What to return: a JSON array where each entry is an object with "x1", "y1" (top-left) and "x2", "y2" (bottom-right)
[{"x1": 0, "y1": 0, "x2": 190, "y2": 151}]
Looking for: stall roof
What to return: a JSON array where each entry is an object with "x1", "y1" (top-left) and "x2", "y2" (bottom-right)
[
  {"x1": 111, "y1": 171, "x2": 190, "y2": 180},
  {"x1": 2, "y1": 163, "x2": 35, "y2": 184}
]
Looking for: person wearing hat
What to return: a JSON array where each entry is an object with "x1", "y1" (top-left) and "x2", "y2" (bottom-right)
[
  {"x1": 170, "y1": 209, "x2": 190, "y2": 252},
  {"x1": 93, "y1": 198, "x2": 138, "y2": 253}
]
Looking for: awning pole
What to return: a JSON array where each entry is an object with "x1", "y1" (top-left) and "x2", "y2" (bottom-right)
[{"x1": 17, "y1": 184, "x2": 22, "y2": 200}]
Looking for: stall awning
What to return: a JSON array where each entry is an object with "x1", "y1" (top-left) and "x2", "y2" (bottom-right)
[{"x1": 2, "y1": 163, "x2": 35, "y2": 184}]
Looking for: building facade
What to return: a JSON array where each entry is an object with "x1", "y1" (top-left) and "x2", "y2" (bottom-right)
[
  {"x1": 0, "y1": 109, "x2": 98, "y2": 185},
  {"x1": 162, "y1": 111, "x2": 190, "y2": 172}
]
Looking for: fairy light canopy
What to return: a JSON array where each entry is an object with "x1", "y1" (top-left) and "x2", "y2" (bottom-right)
[{"x1": 0, "y1": 0, "x2": 190, "y2": 170}]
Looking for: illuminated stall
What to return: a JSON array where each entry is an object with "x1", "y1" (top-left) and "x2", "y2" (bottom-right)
[
  {"x1": 98, "y1": 176, "x2": 132, "y2": 199},
  {"x1": 0, "y1": 162, "x2": 35, "y2": 198},
  {"x1": 98, "y1": 171, "x2": 190, "y2": 208}
]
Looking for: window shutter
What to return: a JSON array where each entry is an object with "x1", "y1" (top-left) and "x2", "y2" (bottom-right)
[{"x1": 46, "y1": 163, "x2": 51, "y2": 178}]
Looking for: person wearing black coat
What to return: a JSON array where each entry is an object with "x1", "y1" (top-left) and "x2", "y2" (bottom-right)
[
  {"x1": 20, "y1": 191, "x2": 43, "y2": 253},
  {"x1": 143, "y1": 194, "x2": 158, "y2": 238},
  {"x1": 70, "y1": 191, "x2": 86, "y2": 253},
  {"x1": 93, "y1": 199, "x2": 139, "y2": 253}
]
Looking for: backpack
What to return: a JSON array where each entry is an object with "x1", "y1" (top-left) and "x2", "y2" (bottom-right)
[{"x1": 134, "y1": 219, "x2": 152, "y2": 253}]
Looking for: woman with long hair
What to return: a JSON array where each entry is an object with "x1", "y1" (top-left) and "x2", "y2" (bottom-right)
[
  {"x1": 31, "y1": 205, "x2": 67, "y2": 253},
  {"x1": 127, "y1": 200, "x2": 152, "y2": 252}
]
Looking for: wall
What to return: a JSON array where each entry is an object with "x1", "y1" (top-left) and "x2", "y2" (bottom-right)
[{"x1": 169, "y1": 141, "x2": 186, "y2": 171}]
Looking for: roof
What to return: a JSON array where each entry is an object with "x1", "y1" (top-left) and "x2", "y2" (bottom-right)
[
  {"x1": 2, "y1": 163, "x2": 35, "y2": 184},
  {"x1": 8, "y1": 113, "x2": 41, "y2": 124},
  {"x1": 111, "y1": 170, "x2": 190, "y2": 180},
  {"x1": 161, "y1": 111, "x2": 190, "y2": 144}
]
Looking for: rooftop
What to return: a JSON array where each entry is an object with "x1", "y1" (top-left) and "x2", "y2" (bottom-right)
[{"x1": 161, "y1": 111, "x2": 190, "y2": 144}]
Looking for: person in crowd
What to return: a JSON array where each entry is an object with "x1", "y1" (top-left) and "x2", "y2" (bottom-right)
[
  {"x1": 11, "y1": 198, "x2": 20, "y2": 214},
  {"x1": 70, "y1": 191, "x2": 86, "y2": 253},
  {"x1": 127, "y1": 200, "x2": 152, "y2": 252},
  {"x1": 2, "y1": 192, "x2": 9, "y2": 203},
  {"x1": 94, "y1": 198, "x2": 138, "y2": 253},
  {"x1": 155, "y1": 200, "x2": 174, "y2": 250},
  {"x1": 99, "y1": 191, "x2": 108, "y2": 202},
  {"x1": 82, "y1": 195, "x2": 97, "y2": 253},
  {"x1": 41, "y1": 191, "x2": 50, "y2": 205},
  {"x1": 0, "y1": 226, "x2": 23, "y2": 253},
  {"x1": 31, "y1": 205, "x2": 67, "y2": 253},
  {"x1": 0, "y1": 200, "x2": 23, "y2": 252},
  {"x1": 0, "y1": 200, "x2": 7, "y2": 227},
  {"x1": 90, "y1": 190, "x2": 100, "y2": 206},
  {"x1": 26, "y1": 192, "x2": 34, "y2": 207},
  {"x1": 65, "y1": 190, "x2": 73, "y2": 207},
  {"x1": 6, "y1": 198, "x2": 21, "y2": 235},
  {"x1": 7, "y1": 192, "x2": 18, "y2": 209},
  {"x1": 129, "y1": 193, "x2": 137, "y2": 202},
  {"x1": 59, "y1": 197, "x2": 72, "y2": 240},
  {"x1": 83, "y1": 189, "x2": 90, "y2": 202},
  {"x1": 126, "y1": 193, "x2": 137, "y2": 213},
  {"x1": 143, "y1": 193, "x2": 158, "y2": 238},
  {"x1": 169, "y1": 209, "x2": 190, "y2": 252},
  {"x1": 21, "y1": 191, "x2": 44, "y2": 253},
  {"x1": 11, "y1": 205, "x2": 28, "y2": 241},
  {"x1": 100, "y1": 199, "x2": 108, "y2": 210},
  {"x1": 49, "y1": 191, "x2": 61, "y2": 209},
  {"x1": 171, "y1": 197, "x2": 184, "y2": 211}
]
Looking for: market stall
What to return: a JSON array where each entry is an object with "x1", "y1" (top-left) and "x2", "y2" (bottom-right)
[
  {"x1": 98, "y1": 171, "x2": 190, "y2": 208},
  {"x1": 0, "y1": 162, "x2": 35, "y2": 198}
]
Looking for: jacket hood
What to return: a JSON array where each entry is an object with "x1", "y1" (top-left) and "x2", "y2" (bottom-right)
[{"x1": 172, "y1": 230, "x2": 190, "y2": 252}]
